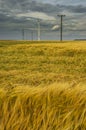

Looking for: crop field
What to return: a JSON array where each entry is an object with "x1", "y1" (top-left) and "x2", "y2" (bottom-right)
[{"x1": 0, "y1": 40, "x2": 86, "y2": 130}]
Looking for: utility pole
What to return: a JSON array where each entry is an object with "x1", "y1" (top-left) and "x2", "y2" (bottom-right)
[
  {"x1": 31, "y1": 31, "x2": 33, "y2": 41},
  {"x1": 57, "y1": 15, "x2": 65, "y2": 41},
  {"x1": 22, "y1": 29, "x2": 25, "y2": 40}
]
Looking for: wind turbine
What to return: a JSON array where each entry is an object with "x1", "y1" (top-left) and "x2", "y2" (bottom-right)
[{"x1": 27, "y1": 17, "x2": 41, "y2": 41}]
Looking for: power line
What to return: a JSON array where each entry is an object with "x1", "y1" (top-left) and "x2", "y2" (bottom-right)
[
  {"x1": 57, "y1": 15, "x2": 65, "y2": 41},
  {"x1": 27, "y1": 18, "x2": 58, "y2": 41}
]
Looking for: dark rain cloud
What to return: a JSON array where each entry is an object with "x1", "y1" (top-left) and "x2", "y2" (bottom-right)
[
  {"x1": 67, "y1": 5, "x2": 86, "y2": 13},
  {"x1": 0, "y1": 0, "x2": 86, "y2": 30},
  {"x1": 0, "y1": 0, "x2": 86, "y2": 16}
]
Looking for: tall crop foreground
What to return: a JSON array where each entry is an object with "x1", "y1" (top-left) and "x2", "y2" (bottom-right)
[
  {"x1": 0, "y1": 83, "x2": 86, "y2": 130},
  {"x1": 0, "y1": 40, "x2": 86, "y2": 130}
]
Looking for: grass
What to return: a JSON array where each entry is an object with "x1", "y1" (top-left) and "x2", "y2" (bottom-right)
[{"x1": 0, "y1": 40, "x2": 86, "y2": 130}]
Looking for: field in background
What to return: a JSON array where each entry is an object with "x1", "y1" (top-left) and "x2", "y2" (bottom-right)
[
  {"x1": 0, "y1": 40, "x2": 86, "y2": 87},
  {"x1": 0, "y1": 40, "x2": 86, "y2": 130}
]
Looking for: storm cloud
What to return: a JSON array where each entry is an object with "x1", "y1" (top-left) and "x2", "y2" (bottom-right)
[{"x1": 0, "y1": 0, "x2": 86, "y2": 31}]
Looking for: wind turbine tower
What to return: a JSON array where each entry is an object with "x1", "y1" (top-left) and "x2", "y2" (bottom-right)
[{"x1": 37, "y1": 19, "x2": 41, "y2": 41}]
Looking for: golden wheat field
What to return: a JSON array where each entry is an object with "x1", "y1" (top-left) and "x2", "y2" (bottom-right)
[{"x1": 0, "y1": 40, "x2": 86, "y2": 130}]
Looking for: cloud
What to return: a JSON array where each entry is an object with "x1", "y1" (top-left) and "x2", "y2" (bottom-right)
[
  {"x1": 16, "y1": 11, "x2": 56, "y2": 21},
  {"x1": 0, "y1": 0, "x2": 86, "y2": 31},
  {"x1": 52, "y1": 25, "x2": 59, "y2": 31},
  {"x1": 70, "y1": 5, "x2": 86, "y2": 13}
]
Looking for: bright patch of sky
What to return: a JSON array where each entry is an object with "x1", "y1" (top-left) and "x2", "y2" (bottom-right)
[{"x1": 37, "y1": 0, "x2": 86, "y2": 5}]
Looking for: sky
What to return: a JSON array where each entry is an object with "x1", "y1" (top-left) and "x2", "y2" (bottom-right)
[{"x1": 0, "y1": 0, "x2": 86, "y2": 40}]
